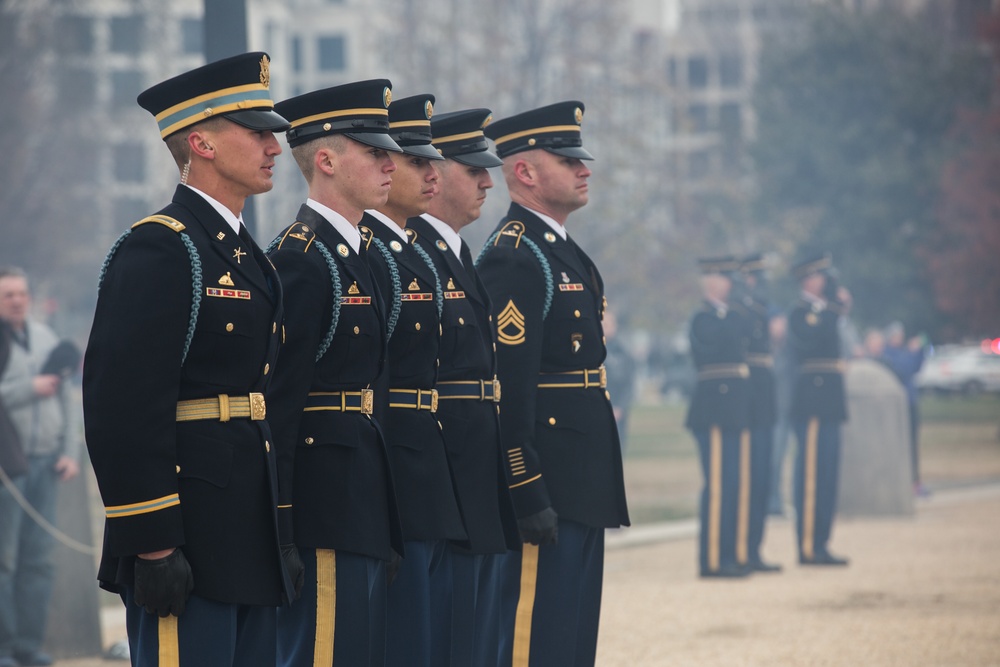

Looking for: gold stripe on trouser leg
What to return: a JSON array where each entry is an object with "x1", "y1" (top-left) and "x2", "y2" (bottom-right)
[
  {"x1": 736, "y1": 429, "x2": 751, "y2": 565},
  {"x1": 801, "y1": 418, "x2": 819, "y2": 560},
  {"x1": 157, "y1": 614, "x2": 179, "y2": 667},
  {"x1": 708, "y1": 426, "x2": 722, "y2": 572},
  {"x1": 314, "y1": 549, "x2": 337, "y2": 667},
  {"x1": 512, "y1": 544, "x2": 540, "y2": 667}
]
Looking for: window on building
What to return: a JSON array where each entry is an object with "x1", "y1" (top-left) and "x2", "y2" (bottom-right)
[
  {"x1": 688, "y1": 151, "x2": 711, "y2": 180},
  {"x1": 57, "y1": 16, "x2": 94, "y2": 55},
  {"x1": 685, "y1": 103, "x2": 709, "y2": 133},
  {"x1": 666, "y1": 57, "x2": 678, "y2": 87},
  {"x1": 113, "y1": 143, "x2": 146, "y2": 183},
  {"x1": 111, "y1": 70, "x2": 144, "y2": 109},
  {"x1": 719, "y1": 54, "x2": 743, "y2": 88},
  {"x1": 181, "y1": 18, "x2": 203, "y2": 55},
  {"x1": 110, "y1": 16, "x2": 143, "y2": 54},
  {"x1": 291, "y1": 36, "x2": 303, "y2": 72},
  {"x1": 687, "y1": 56, "x2": 708, "y2": 89},
  {"x1": 318, "y1": 35, "x2": 347, "y2": 71},
  {"x1": 719, "y1": 103, "x2": 742, "y2": 143},
  {"x1": 58, "y1": 68, "x2": 97, "y2": 108}
]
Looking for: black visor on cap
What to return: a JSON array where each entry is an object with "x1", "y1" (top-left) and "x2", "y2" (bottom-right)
[
  {"x1": 226, "y1": 108, "x2": 291, "y2": 132},
  {"x1": 344, "y1": 131, "x2": 404, "y2": 153},
  {"x1": 547, "y1": 145, "x2": 595, "y2": 161},
  {"x1": 399, "y1": 142, "x2": 446, "y2": 160},
  {"x1": 451, "y1": 149, "x2": 504, "y2": 168}
]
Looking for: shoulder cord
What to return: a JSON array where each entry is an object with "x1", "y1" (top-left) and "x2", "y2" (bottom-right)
[
  {"x1": 411, "y1": 241, "x2": 444, "y2": 319},
  {"x1": 476, "y1": 232, "x2": 553, "y2": 319},
  {"x1": 371, "y1": 237, "x2": 401, "y2": 339},
  {"x1": 313, "y1": 240, "x2": 341, "y2": 362},
  {"x1": 98, "y1": 230, "x2": 202, "y2": 366}
]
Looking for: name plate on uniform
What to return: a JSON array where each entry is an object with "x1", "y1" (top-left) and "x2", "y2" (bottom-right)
[
  {"x1": 206, "y1": 288, "x2": 251, "y2": 300},
  {"x1": 340, "y1": 296, "x2": 372, "y2": 305},
  {"x1": 400, "y1": 293, "x2": 433, "y2": 301},
  {"x1": 558, "y1": 283, "x2": 584, "y2": 292},
  {"x1": 444, "y1": 291, "x2": 466, "y2": 299}
]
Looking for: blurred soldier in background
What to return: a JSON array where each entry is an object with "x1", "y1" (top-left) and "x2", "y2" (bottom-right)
[
  {"x1": 362, "y1": 94, "x2": 468, "y2": 667},
  {"x1": 83, "y1": 53, "x2": 299, "y2": 665},
  {"x1": 478, "y1": 101, "x2": 630, "y2": 667},
  {"x1": 686, "y1": 257, "x2": 751, "y2": 579},
  {"x1": 787, "y1": 252, "x2": 851, "y2": 566},
  {"x1": 408, "y1": 106, "x2": 521, "y2": 666},
  {"x1": 736, "y1": 254, "x2": 781, "y2": 572},
  {"x1": 268, "y1": 79, "x2": 406, "y2": 667},
  {"x1": 881, "y1": 321, "x2": 929, "y2": 497}
]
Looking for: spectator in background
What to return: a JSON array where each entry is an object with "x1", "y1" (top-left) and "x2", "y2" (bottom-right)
[
  {"x1": 862, "y1": 328, "x2": 886, "y2": 360},
  {"x1": 881, "y1": 322, "x2": 929, "y2": 497},
  {"x1": 0, "y1": 267, "x2": 80, "y2": 667},
  {"x1": 604, "y1": 307, "x2": 637, "y2": 453}
]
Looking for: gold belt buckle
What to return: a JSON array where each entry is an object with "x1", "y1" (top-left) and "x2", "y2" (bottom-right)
[
  {"x1": 430, "y1": 389, "x2": 439, "y2": 413},
  {"x1": 360, "y1": 389, "x2": 374, "y2": 415},
  {"x1": 249, "y1": 393, "x2": 266, "y2": 421},
  {"x1": 599, "y1": 365, "x2": 608, "y2": 389},
  {"x1": 492, "y1": 377, "x2": 502, "y2": 403}
]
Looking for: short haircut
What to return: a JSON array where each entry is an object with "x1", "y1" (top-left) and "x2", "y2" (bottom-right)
[
  {"x1": 290, "y1": 134, "x2": 348, "y2": 182},
  {"x1": 0, "y1": 266, "x2": 28, "y2": 284},
  {"x1": 164, "y1": 117, "x2": 231, "y2": 171}
]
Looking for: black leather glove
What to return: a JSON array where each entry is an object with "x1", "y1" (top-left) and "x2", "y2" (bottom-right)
[
  {"x1": 281, "y1": 544, "x2": 305, "y2": 605},
  {"x1": 386, "y1": 551, "x2": 403, "y2": 586},
  {"x1": 133, "y1": 549, "x2": 194, "y2": 618},
  {"x1": 518, "y1": 507, "x2": 559, "y2": 546}
]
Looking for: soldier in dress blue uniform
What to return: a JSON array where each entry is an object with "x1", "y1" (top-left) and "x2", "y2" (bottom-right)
[
  {"x1": 407, "y1": 107, "x2": 521, "y2": 666},
  {"x1": 477, "y1": 101, "x2": 630, "y2": 667},
  {"x1": 361, "y1": 94, "x2": 468, "y2": 667},
  {"x1": 82, "y1": 53, "x2": 301, "y2": 666},
  {"x1": 787, "y1": 252, "x2": 851, "y2": 566},
  {"x1": 686, "y1": 257, "x2": 752, "y2": 579},
  {"x1": 735, "y1": 253, "x2": 782, "y2": 573},
  {"x1": 267, "y1": 79, "x2": 406, "y2": 667}
]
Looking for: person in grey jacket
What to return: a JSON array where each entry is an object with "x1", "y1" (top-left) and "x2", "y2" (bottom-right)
[{"x1": 0, "y1": 266, "x2": 80, "y2": 667}]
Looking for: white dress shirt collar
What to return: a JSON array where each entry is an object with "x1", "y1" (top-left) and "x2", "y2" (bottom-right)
[{"x1": 307, "y1": 198, "x2": 361, "y2": 253}]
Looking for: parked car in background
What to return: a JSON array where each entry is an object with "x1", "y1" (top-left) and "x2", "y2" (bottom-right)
[{"x1": 916, "y1": 342, "x2": 1000, "y2": 395}]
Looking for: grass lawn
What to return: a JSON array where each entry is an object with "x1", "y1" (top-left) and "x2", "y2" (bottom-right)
[{"x1": 619, "y1": 393, "x2": 1000, "y2": 525}]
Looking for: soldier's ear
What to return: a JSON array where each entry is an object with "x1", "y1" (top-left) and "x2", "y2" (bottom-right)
[
  {"x1": 512, "y1": 158, "x2": 536, "y2": 186},
  {"x1": 315, "y1": 148, "x2": 336, "y2": 177},
  {"x1": 188, "y1": 131, "x2": 215, "y2": 159}
]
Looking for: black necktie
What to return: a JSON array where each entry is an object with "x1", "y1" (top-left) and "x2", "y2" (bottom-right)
[{"x1": 459, "y1": 241, "x2": 475, "y2": 274}]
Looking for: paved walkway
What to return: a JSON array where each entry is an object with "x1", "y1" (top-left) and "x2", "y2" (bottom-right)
[{"x1": 56, "y1": 485, "x2": 1000, "y2": 666}]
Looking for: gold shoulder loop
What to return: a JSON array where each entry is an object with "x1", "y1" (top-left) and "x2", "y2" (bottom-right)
[
  {"x1": 359, "y1": 225, "x2": 374, "y2": 251},
  {"x1": 495, "y1": 220, "x2": 525, "y2": 248},
  {"x1": 276, "y1": 222, "x2": 315, "y2": 252},
  {"x1": 132, "y1": 215, "x2": 186, "y2": 232}
]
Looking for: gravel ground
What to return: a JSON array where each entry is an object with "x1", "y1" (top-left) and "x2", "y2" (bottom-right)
[{"x1": 55, "y1": 484, "x2": 1000, "y2": 666}]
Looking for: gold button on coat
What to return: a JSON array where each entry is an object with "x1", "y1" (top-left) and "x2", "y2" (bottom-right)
[
  {"x1": 264, "y1": 363, "x2": 270, "y2": 375},
  {"x1": 265, "y1": 441, "x2": 271, "y2": 452},
  {"x1": 175, "y1": 465, "x2": 181, "y2": 473},
  {"x1": 548, "y1": 417, "x2": 556, "y2": 425},
  {"x1": 305, "y1": 437, "x2": 314, "y2": 445},
  {"x1": 458, "y1": 317, "x2": 465, "y2": 325},
  {"x1": 272, "y1": 322, "x2": 277, "y2": 333},
  {"x1": 226, "y1": 323, "x2": 234, "y2": 332},
  {"x1": 574, "y1": 310, "x2": 581, "y2": 318},
  {"x1": 415, "y1": 322, "x2": 421, "y2": 331},
  {"x1": 354, "y1": 326, "x2": 360, "y2": 334}
]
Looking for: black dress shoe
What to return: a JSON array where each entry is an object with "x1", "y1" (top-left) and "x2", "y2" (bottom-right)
[
  {"x1": 800, "y1": 551, "x2": 849, "y2": 566},
  {"x1": 749, "y1": 559, "x2": 783, "y2": 573},
  {"x1": 700, "y1": 563, "x2": 750, "y2": 579},
  {"x1": 14, "y1": 650, "x2": 54, "y2": 666}
]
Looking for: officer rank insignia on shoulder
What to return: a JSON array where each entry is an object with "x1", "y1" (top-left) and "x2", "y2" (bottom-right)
[{"x1": 497, "y1": 299, "x2": 526, "y2": 345}]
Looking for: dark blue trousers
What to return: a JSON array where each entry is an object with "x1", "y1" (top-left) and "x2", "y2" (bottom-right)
[
  {"x1": 497, "y1": 520, "x2": 604, "y2": 667},
  {"x1": 748, "y1": 424, "x2": 775, "y2": 563},
  {"x1": 277, "y1": 548, "x2": 386, "y2": 667},
  {"x1": 385, "y1": 540, "x2": 451, "y2": 667},
  {"x1": 693, "y1": 426, "x2": 744, "y2": 573},
  {"x1": 123, "y1": 586, "x2": 275, "y2": 667},
  {"x1": 794, "y1": 417, "x2": 842, "y2": 560},
  {"x1": 448, "y1": 551, "x2": 505, "y2": 667}
]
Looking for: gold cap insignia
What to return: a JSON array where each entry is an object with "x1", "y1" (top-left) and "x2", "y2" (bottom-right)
[
  {"x1": 424, "y1": 100, "x2": 434, "y2": 119},
  {"x1": 219, "y1": 272, "x2": 235, "y2": 286},
  {"x1": 544, "y1": 232, "x2": 556, "y2": 243},
  {"x1": 348, "y1": 281, "x2": 360, "y2": 295},
  {"x1": 408, "y1": 278, "x2": 421, "y2": 291},
  {"x1": 575, "y1": 107, "x2": 583, "y2": 124},
  {"x1": 383, "y1": 87, "x2": 392, "y2": 108},
  {"x1": 337, "y1": 243, "x2": 349, "y2": 257},
  {"x1": 323, "y1": 122, "x2": 332, "y2": 131},
  {"x1": 528, "y1": 138, "x2": 536, "y2": 146},
  {"x1": 390, "y1": 240, "x2": 403, "y2": 252},
  {"x1": 259, "y1": 55, "x2": 270, "y2": 88},
  {"x1": 447, "y1": 278, "x2": 456, "y2": 290},
  {"x1": 436, "y1": 239, "x2": 448, "y2": 251}
]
